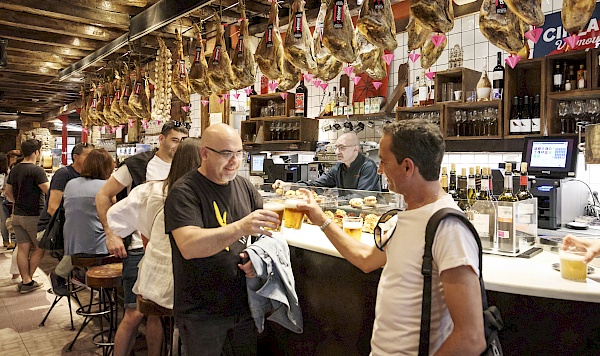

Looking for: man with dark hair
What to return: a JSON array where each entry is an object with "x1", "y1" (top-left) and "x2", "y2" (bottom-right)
[
  {"x1": 5, "y1": 139, "x2": 49, "y2": 293},
  {"x1": 96, "y1": 121, "x2": 188, "y2": 356},
  {"x1": 297, "y1": 120, "x2": 486, "y2": 354}
]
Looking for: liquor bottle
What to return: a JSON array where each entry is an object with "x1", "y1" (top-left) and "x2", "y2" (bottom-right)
[
  {"x1": 577, "y1": 64, "x2": 587, "y2": 89},
  {"x1": 413, "y1": 76, "x2": 420, "y2": 107},
  {"x1": 517, "y1": 162, "x2": 534, "y2": 200},
  {"x1": 429, "y1": 82, "x2": 435, "y2": 105},
  {"x1": 338, "y1": 87, "x2": 348, "y2": 114},
  {"x1": 565, "y1": 65, "x2": 576, "y2": 91},
  {"x1": 441, "y1": 167, "x2": 449, "y2": 193},
  {"x1": 531, "y1": 94, "x2": 541, "y2": 134},
  {"x1": 331, "y1": 87, "x2": 338, "y2": 115},
  {"x1": 492, "y1": 52, "x2": 504, "y2": 100},
  {"x1": 497, "y1": 162, "x2": 517, "y2": 252},
  {"x1": 475, "y1": 165, "x2": 482, "y2": 193},
  {"x1": 467, "y1": 167, "x2": 478, "y2": 205},
  {"x1": 521, "y1": 95, "x2": 532, "y2": 134},
  {"x1": 561, "y1": 61, "x2": 569, "y2": 91},
  {"x1": 260, "y1": 75, "x2": 269, "y2": 94},
  {"x1": 457, "y1": 168, "x2": 471, "y2": 212},
  {"x1": 471, "y1": 167, "x2": 497, "y2": 250},
  {"x1": 295, "y1": 80, "x2": 307, "y2": 117},
  {"x1": 553, "y1": 63, "x2": 563, "y2": 92},
  {"x1": 419, "y1": 71, "x2": 428, "y2": 107},
  {"x1": 509, "y1": 96, "x2": 521, "y2": 135},
  {"x1": 449, "y1": 163, "x2": 459, "y2": 200}
]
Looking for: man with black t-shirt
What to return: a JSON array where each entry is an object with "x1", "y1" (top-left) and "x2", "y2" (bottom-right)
[
  {"x1": 165, "y1": 123, "x2": 279, "y2": 355},
  {"x1": 5, "y1": 139, "x2": 49, "y2": 293}
]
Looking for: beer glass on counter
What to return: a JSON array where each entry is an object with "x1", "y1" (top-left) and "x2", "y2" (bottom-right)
[
  {"x1": 559, "y1": 248, "x2": 588, "y2": 282},
  {"x1": 283, "y1": 199, "x2": 304, "y2": 230},
  {"x1": 343, "y1": 216, "x2": 364, "y2": 241},
  {"x1": 263, "y1": 201, "x2": 285, "y2": 232}
]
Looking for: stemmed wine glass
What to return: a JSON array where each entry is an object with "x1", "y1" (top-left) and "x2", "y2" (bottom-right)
[
  {"x1": 572, "y1": 100, "x2": 583, "y2": 134},
  {"x1": 558, "y1": 101, "x2": 568, "y2": 134}
]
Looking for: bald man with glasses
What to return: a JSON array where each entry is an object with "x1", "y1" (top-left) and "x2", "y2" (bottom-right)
[{"x1": 273, "y1": 132, "x2": 380, "y2": 191}]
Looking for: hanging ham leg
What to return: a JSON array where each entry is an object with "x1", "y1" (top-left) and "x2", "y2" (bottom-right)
[
  {"x1": 172, "y1": 29, "x2": 191, "y2": 103},
  {"x1": 421, "y1": 35, "x2": 447, "y2": 69},
  {"x1": 189, "y1": 25, "x2": 213, "y2": 97},
  {"x1": 231, "y1": 2, "x2": 256, "y2": 89},
  {"x1": 208, "y1": 14, "x2": 237, "y2": 93},
  {"x1": 407, "y1": 13, "x2": 430, "y2": 52},
  {"x1": 323, "y1": 0, "x2": 357, "y2": 63},
  {"x1": 129, "y1": 64, "x2": 151, "y2": 120},
  {"x1": 312, "y1": 1, "x2": 342, "y2": 81},
  {"x1": 411, "y1": 0, "x2": 454, "y2": 34},
  {"x1": 504, "y1": 0, "x2": 544, "y2": 27},
  {"x1": 255, "y1": 0, "x2": 285, "y2": 81},
  {"x1": 284, "y1": 0, "x2": 317, "y2": 72},
  {"x1": 562, "y1": 0, "x2": 595, "y2": 35},
  {"x1": 277, "y1": 57, "x2": 301, "y2": 91},
  {"x1": 479, "y1": 0, "x2": 526, "y2": 53},
  {"x1": 357, "y1": 0, "x2": 398, "y2": 52}
]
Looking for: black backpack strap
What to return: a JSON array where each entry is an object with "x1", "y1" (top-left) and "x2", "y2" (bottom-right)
[{"x1": 418, "y1": 208, "x2": 485, "y2": 356}]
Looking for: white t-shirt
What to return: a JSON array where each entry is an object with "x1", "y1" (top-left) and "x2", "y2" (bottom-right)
[
  {"x1": 112, "y1": 155, "x2": 171, "y2": 249},
  {"x1": 371, "y1": 194, "x2": 480, "y2": 356}
]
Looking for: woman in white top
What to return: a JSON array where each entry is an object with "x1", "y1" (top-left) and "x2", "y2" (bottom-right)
[{"x1": 107, "y1": 137, "x2": 202, "y2": 309}]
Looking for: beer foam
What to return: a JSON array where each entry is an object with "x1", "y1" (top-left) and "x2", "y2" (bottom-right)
[
  {"x1": 343, "y1": 221, "x2": 363, "y2": 229},
  {"x1": 560, "y1": 250, "x2": 586, "y2": 262},
  {"x1": 264, "y1": 202, "x2": 285, "y2": 211},
  {"x1": 285, "y1": 199, "x2": 301, "y2": 209}
]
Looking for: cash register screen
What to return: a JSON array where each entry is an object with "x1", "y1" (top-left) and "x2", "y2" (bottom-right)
[
  {"x1": 522, "y1": 136, "x2": 577, "y2": 179},
  {"x1": 250, "y1": 153, "x2": 267, "y2": 176}
]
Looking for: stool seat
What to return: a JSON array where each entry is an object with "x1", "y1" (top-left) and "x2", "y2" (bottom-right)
[
  {"x1": 86, "y1": 263, "x2": 122, "y2": 289},
  {"x1": 72, "y1": 255, "x2": 122, "y2": 268},
  {"x1": 137, "y1": 295, "x2": 173, "y2": 317}
]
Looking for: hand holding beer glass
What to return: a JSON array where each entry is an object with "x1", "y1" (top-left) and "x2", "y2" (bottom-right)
[
  {"x1": 263, "y1": 201, "x2": 285, "y2": 232},
  {"x1": 343, "y1": 216, "x2": 364, "y2": 241},
  {"x1": 283, "y1": 199, "x2": 305, "y2": 230},
  {"x1": 559, "y1": 247, "x2": 588, "y2": 282}
]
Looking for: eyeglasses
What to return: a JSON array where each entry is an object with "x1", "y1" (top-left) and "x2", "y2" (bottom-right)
[
  {"x1": 374, "y1": 209, "x2": 402, "y2": 251},
  {"x1": 205, "y1": 147, "x2": 246, "y2": 160},
  {"x1": 334, "y1": 144, "x2": 357, "y2": 151}
]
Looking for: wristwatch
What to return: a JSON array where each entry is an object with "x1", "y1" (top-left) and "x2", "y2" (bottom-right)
[{"x1": 319, "y1": 218, "x2": 333, "y2": 231}]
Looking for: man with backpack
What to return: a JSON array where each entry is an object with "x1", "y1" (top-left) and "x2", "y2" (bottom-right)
[{"x1": 297, "y1": 120, "x2": 486, "y2": 354}]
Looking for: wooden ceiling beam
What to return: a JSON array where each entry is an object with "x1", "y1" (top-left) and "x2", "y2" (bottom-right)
[
  {"x1": 0, "y1": 77, "x2": 81, "y2": 90},
  {"x1": 0, "y1": 27, "x2": 106, "y2": 51},
  {"x1": 43, "y1": 99, "x2": 83, "y2": 121},
  {"x1": 7, "y1": 40, "x2": 91, "y2": 59},
  {"x1": 6, "y1": 50, "x2": 72, "y2": 68},
  {"x1": 0, "y1": 0, "x2": 131, "y2": 29},
  {"x1": 61, "y1": 0, "x2": 143, "y2": 15},
  {"x1": 0, "y1": 90, "x2": 80, "y2": 99}
]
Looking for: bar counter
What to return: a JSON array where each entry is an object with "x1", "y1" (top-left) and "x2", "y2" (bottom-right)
[{"x1": 257, "y1": 224, "x2": 600, "y2": 355}]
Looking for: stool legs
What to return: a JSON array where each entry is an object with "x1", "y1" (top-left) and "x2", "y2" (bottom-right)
[{"x1": 40, "y1": 276, "x2": 84, "y2": 330}]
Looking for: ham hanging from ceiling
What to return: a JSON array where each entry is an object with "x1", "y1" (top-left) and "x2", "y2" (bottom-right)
[
  {"x1": 189, "y1": 24, "x2": 213, "y2": 97},
  {"x1": 231, "y1": 2, "x2": 257, "y2": 89},
  {"x1": 255, "y1": 0, "x2": 285, "y2": 80},
  {"x1": 129, "y1": 64, "x2": 151, "y2": 120},
  {"x1": 504, "y1": 0, "x2": 544, "y2": 27},
  {"x1": 277, "y1": 57, "x2": 301, "y2": 91},
  {"x1": 479, "y1": 0, "x2": 526, "y2": 53},
  {"x1": 352, "y1": 30, "x2": 381, "y2": 75},
  {"x1": 172, "y1": 29, "x2": 191, "y2": 102},
  {"x1": 357, "y1": 0, "x2": 397, "y2": 52},
  {"x1": 80, "y1": 86, "x2": 90, "y2": 128},
  {"x1": 411, "y1": 0, "x2": 454, "y2": 34},
  {"x1": 312, "y1": 1, "x2": 342, "y2": 81},
  {"x1": 284, "y1": 0, "x2": 317, "y2": 73},
  {"x1": 110, "y1": 72, "x2": 127, "y2": 124},
  {"x1": 421, "y1": 35, "x2": 447, "y2": 69},
  {"x1": 207, "y1": 14, "x2": 237, "y2": 93},
  {"x1": 407, "y1": 13, "x2": 430, "y2": 52},
  {"x1": 323, "y1": 0, "x2": 357, "y2": 63},
  {"x1": 562, "y1": 0, "x2": 595, "y2": 35}
]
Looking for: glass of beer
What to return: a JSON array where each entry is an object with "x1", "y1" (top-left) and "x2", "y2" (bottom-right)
[
  {"x1": 263, "y1": 201, "x2": 285, "y2": 232},
  {"x1": 559, "y1": 248, "x2": 588, "y2": 282},
  {"x1": 343, "y1": 217, "x2": 364, "y2": 241},
  {"x1": 283, "y1": 199, "x2": 304, "y2": 230}
]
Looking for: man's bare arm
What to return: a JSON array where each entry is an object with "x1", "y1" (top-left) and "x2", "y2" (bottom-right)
[
  {"x1": 47, "y1": 190, "x2": 63, "y2": 216},
  {"x1": 96, "y1": 176, "x2": 127, "y2": 258},
  {"x1": 5, "y1": 184, "x2": 13, "y2": 202}
]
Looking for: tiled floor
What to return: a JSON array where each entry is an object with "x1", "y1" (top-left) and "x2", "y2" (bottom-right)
[{"x1": 0, "y1": 247, "x2": 138, "y2": 355}]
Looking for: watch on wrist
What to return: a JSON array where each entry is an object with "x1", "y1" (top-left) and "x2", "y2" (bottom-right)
[{"x1": 319, "y1": 218, "x2": 333, "y2": 231}]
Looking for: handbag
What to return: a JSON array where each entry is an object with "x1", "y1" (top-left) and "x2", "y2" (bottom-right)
[
  {"x1": 38, "y1": 199, "x2": 65, "y2": 256},
  {"x1": 418, "y1": 208, "x2": 503, "y2": 356}
]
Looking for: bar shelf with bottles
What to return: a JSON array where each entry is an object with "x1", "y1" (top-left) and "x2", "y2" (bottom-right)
[{"x1": 249, "y1": 92, "x2": 295, "y2": 120}]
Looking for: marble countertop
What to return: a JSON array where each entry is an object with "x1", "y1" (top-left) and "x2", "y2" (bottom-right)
[{"x1": 280, "y1": 224, "x2": 600, "y2": 303}]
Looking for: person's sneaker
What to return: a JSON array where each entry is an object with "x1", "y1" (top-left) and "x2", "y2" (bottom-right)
[
  {"x1": 16, "y1": 282, "x2": 22, "y2": 292},
  {"x1": 19, "y1": 281, "x2": 43, "y2": 294},
  {"x1": 50, "y1": 272, "x2": 69, "y2": 296},
  {"x1": 10, "y1": 277, "x2": 21, "y2": 285}
]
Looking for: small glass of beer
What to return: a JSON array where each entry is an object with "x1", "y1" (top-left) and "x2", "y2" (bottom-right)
[
  {"x1": 283, "y1": 199, "x2": 304, "y2": 230},
  {"x1": 263, "y1": 201, "x2": 285, "y2": 232},
  {"x1": 343, "y1": 216, "x2": 364, "y2": 241},
  {"x1": 559, "y1": 248, "x2": 588, "y2": 282}
]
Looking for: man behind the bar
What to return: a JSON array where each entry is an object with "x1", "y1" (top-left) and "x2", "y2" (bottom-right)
[
  {"x1": 297, "y1": 120, "x2": 486, "y2": 355},
  {"x1": 165, "y1": 123, "x2": 279, "y2": 355}
]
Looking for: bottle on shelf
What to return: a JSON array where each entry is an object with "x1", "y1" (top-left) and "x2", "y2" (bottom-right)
[
  {"x1": 419, "y1": 71, "x2": 428, "y2": 107},
  {"x1": 428, "y1": 82, "x2": 435, "y2": 105},
  {"x1": 476, "y1": 67, "x2": 492, "y2": 101},
  {"x1": 565, "y1": 65, "x2": 576, "y2": 91},
  {"x1": 577, "y1": 64, "x2": 587, "y2": 89},
  {"x1": 295, "y1": 79, "x2": 307, "y2": 117},
  {"x1": 531, "y1": 94, "x2": 541, "y2": 135},
  {"x1": 467, "y1": 167, "x2": 478, "y2": 206},
  {"x1": 339, "y1": 87, "x2": 348, "y2": 114},
  {"x1": 492, "y1": 52, "x2": 504, "y2": 100},
  {"x1": 553, "y1": 63, "x2": 563, "y2": 92},
  {"x1": 498, "y1": 163, "x2": 517, "y2": 202},
  {"x1": 517, "y1": 162, "x2": 534, "y2": 201},
  {"x1": 457, "y1": 168, "x2": 471, "y2": 212},
  {"x1": 561, "y1": 61, "x2": 568, "y2": 91},
  {"x1": 441, "y1": 167, "x2": 449, "y2": 193},
  {"x1": 413, "y1": 76, "x2": 420, "y2": 107},
  {"x1": 497, "y1": 162, "x2": 517, "y2": 251},
  {"x1": 449, "y1": 163, "x2": 459, "y2": 200},
  {"x1": 471, "y1": 167, "x2": 497, "y2": 250},
  {"x1": 521, "y1": 95, "x2": 532, "y2": 134},
  {"x1": 331, "y1": 87, "x2": 338, "y2": 115},
  {"x1": 475, "y1": 165, "x2": 482, "y2": 193},
  {"x1": 324, "y1": 91, "x2": 332, "y2": 115},
  {"x1": 509, "y1": 96, "x2": 522, "y2": 135}
]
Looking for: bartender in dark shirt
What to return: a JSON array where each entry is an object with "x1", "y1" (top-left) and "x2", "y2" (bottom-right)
[{"x1": 273, "y1": 132, "x2": 380, "y2": 191}]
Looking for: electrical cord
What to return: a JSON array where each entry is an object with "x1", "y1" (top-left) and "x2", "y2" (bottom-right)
[{"x1": 565, "y1": 178, "x2": 600, "y2": 218}]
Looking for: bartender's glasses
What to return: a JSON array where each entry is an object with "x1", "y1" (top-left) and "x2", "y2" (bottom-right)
[{"x1": 374, "y1": 209, "x2": 401, "y2": 251}]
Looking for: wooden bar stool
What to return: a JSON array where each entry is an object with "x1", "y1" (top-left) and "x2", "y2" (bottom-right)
[
  {"x1": 67, "y1": 261, "x2": 122, "y2": 355},
  {"x1": 137, "y1": 295, "x2": 176, "y2": 356}
]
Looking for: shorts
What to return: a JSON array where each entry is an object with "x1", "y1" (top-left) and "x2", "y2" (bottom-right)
[
  {"x1": 123, "y1": 248, "x2": 144, "y2": 309},
  {"x1": 176, "y1": 314, "x2": 257, "y2": 356},
  {"x1": 11, "y1": 215, "x2": 40, "y2": 245}
]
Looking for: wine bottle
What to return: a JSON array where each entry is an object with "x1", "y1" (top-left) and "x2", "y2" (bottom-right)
[
  {"x1": 458, "y1": 168, "x2": 471, "y2": 212},
  {"x1": 419, "y1": 71, "x2": 428, "y2": 107},
  {"x1": 531, "y1": 95, "x2": 541, "y2": 134},
  {"x1": 521, "y1": 95, "x2": 532, "y2": 134},
  {"x1": 331, "y1": 87, "x2": 338, "y2": 115},
  {"x1": 565, "y1": 65, "x2": 575, "y2": 91},
  {"x1": 509, "y1": 96, "x2": 521, "y2": 135},
  {"x1": 471, "y1": 167, "x2": 497, "y2": 250},
  {"x1": 475, "y1": 165, "x2": 482, "y2": 194},
  {"x1": 441, "y1": 167, "x2": 449, "y2": 193},
  {"x1": 517, "y1": 162, "x2": 534, "y2": 200},
  {"x1": 449, "y1": 163, "x2": 458, "y2": 200},
  {"x1": 577, "y1": 64, "x2": 587, "y2": 89},
  {"x1": 492, "y1": 52, "x2": 504, "y2": 100},
  {"x1": 467, "y1": 167, "x2": 477, "y2": 205},
  {"x1": 498, "y1": 163, "x2": 517, "y2": 202},
  {"x1": 295, "y1": 79, "x2": 307, "y2": 117},
  {"x1": 553, "y1": 64, "x2": 562, "y2": 92},
  {"x1": 339, "y1": 87, "x2": 348, "y2": 114},
  {"x1": 498, "y1": 163, "x2": 517, "y2": 252}
]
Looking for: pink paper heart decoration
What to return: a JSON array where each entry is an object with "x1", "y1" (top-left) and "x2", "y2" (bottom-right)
[
  {"x1": 219, "y1": 98, "x2": 224, "y2": 104},
  {"x1": 141, "y1": 120, "x2": 147, "y2": 126},
  {"x1": 564, "y1": 35, "x2": 580, "y2": 50},
  {"x1": 382, "y1": 53, "x2": 394, "y2": 65},
  {"x1": 425, "y1": 71, "x2": 435, "y2": 80},
  {"x1": 83, "y1": 128, "x2": 89, "y2": 134},
  {"x1": 303, "y1": 73, "x2": 313, "y2": 83},
  {"x1": 223, "y1": 93, "x2": 230, "y2": 100},
  {"x1": 244, "y1": 87, "x2": 253, "y2": 96},
  {"x1": 320, "y1": 82, "x2": 328, "y2": 90},
  {"x1": 409, "y1": 52, "x2": 420, "y2": 63},
  {"x1": 268, "y1": 81, "x2": 279, "y2": 91},
  {"x1": 505, "y1": 55, "x2": 522, "y2": 68},
  {"x1": 313, "y1": 79, "x2": 322, "y2": 88},
  {"x1": 352, "y1": 76, "x2": 361, "y2": 85},
  {"x1": 105, "y1": 125, "x2": 111, "y2": 130},
  {"x1": 157, "y1": 120, "x2": 162, "y2": 125},
  {"x1": 128, "y1": 122, "x2": 134, "y2": 128},
  {"x1": 111, "y1": 127, "x2": 117, "y2": 133},
  {"x1": 343, "y1": 66, "x2": 354, "y2": 76},
  {"x1": 372, "y1": 81, "x2": 383, "y2": 90},
  {"x1": 524, "y1": 27, "x2": 543, "y2": 43},
  {"x1": 431, "y1": 34, "x2": 446, "y2": 48},
  {"x1": 201, "y1": 100, "x2": 209, "y2": 106},
  {"x1": 119, "y1": 125, "x2": 124, "y2": 130},
  {"x1": 280, "y1": 92, "x2": 288, "y2": 100},
  {"x1": 233, "y1": 93, "x2": 240, "y2": 99},
  {"x1": 182, "y1": 106, "x2": 190, "y2": 112}
]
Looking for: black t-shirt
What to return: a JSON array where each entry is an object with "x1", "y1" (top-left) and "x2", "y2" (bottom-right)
[
  {"x1": 7, "y1": 163, "x2": 48, "y2": 216},
  {"x1": 165, "y1": 170, "x2": 263, "y2": 317},
  {"x1": 37, "y1": 165, "x2": 80, "y2": 231}
]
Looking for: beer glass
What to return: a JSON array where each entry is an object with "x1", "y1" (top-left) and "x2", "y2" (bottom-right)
[
  {"x1": 559, "y1": 248, "x2": 588, "y2": 282},
  {"x1": 263, "y1": 201, "x2": 285, "y2": 232},
  {"x1": 343, "y1": 217, "x2": 364, "y2": 241},
  {"x1": 283, "y1": 199, "x2": 304, "y2": 230}
]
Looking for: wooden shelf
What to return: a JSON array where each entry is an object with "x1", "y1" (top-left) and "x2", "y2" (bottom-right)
[
  {"x1": 249, "y1": 93, "x2": 295, "y2": 119},
  {"x1": 546, "y1": 89, "x2": 600, "y2": 100},
  {"x1": 250, "y1": 115, "x2": 294, "y2": 121},
  {"x1": 240, "y1": 117, "x2": 318, "y2": 150},
  {"x1": 316, "y1": 112, "x2": 393, "y2": 120},
  {"x1": 396, "y1": 103, "x2": 445, "y2": 112},
  {"x1": 434, "y1": 67, "x2": 481, "y2": 104},
  {"x1": 445, "y1": 101, "x2": 503, "y2": 109}
]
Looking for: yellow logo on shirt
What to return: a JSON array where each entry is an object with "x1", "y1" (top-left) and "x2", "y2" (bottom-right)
[{"x1": 213, "y1": 201, "x2": 229, "y2": 251}]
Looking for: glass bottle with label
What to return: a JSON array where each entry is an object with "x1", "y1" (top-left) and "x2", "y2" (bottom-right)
[
  {"x1": 338, "y1": 87, "x2": 348, "y2": 114},
  {"x1": 577, "y1": 64, "x2": 587, "y2": 89},
  {"x1": 467, "y1": 167, "x2": 478, "y2": 205},
  {"x1": 565, "y1": 65, "x2": 576, "y2": 91},
  {"x1": 471, "y1": 167, "x2": 497, "y2": 250},
  {"x1": 331, "y1": 87, "x2": 338, "y2": 115},
  {"x1": 419, "y1": 71, "x2": 428, "y2": 107},
  {"x1": 295, "y1": 80, "x2": 307, "y2": 117},
  {"x1": 517, "y1": 162, "x2": 534, "y2": 201},
  {"x1": 509, "y1": 96, "x2": 521, "y2": 135},
  {"x1": 449, "y1": 163, "x2": 458, "y2": 200},
  {"x1": 531, "y1": 95, "x2": 541, "y2": 134},
  {"x1": 458, "y1": 168, "x2": 471, "y2": 212},
  {"x1": 441, "y1": 167, "x2": 449, "y2": 193},
  {"x1": 521, "y1": 95, "x2": 532, "y2": 134},
  {"x1": 492, "y1": 52, "x2": 504, "y2": 100},
  {"x1": 498, "y1": 162, "x2": 517, "y2": 252},
  {"x1": 475, "y1": 165, "x2": 482, "y2": 193},
  {"x1": 553, "y1": 63, "x2": 562, "y2": 92}
]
